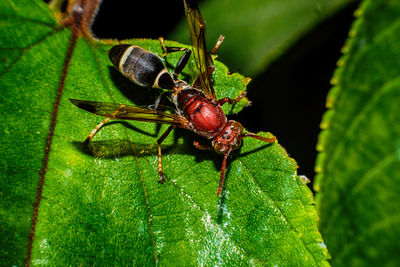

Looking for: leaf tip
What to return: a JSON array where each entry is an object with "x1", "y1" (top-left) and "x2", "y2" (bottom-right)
[{"x1": 243, "y1": 76, "x2": 252, "y2": 85}]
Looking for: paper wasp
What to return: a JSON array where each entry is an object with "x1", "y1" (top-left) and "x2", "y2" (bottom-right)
[{"x1": 70, "y1": 0, "x2": 276, "y2": 196}]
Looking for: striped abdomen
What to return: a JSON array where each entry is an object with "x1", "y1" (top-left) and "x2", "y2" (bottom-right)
[{"x1": 109, "y1": 44, "x2": 175, "y2": 90}]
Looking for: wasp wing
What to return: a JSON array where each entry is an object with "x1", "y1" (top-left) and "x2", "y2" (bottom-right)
[
  {"x1": 184, "y1": 0, "x2": 216, "y2": 100},
  {"x1": 70, "y1": 99, "x2": 189, "y2": 127}
]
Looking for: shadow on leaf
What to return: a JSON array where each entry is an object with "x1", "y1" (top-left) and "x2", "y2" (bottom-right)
[
  {"x1": 236, "y1": 142, "x2": 274, "y2": 158},
  {"x1": 105, "y1": 121, "x2": 161, "y2": 138},
  {"x1": 109, "y1": 66, "x2": 163, "y2": 107},
  {"x1": 73, "y1": 139, "x2": 162, "y2": 159}
]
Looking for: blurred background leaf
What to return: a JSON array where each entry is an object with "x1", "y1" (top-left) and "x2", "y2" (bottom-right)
[
  {"x1": 315, "y1": 0, "x2": 400, "y2": 265},
  {"x1": 170, "y1": 0, "x2": 356, "y2": 76}
]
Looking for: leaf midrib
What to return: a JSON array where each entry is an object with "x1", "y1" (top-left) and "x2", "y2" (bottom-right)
[{"x1": 25, "y1": 25, "x2": 77, "y2": 264}]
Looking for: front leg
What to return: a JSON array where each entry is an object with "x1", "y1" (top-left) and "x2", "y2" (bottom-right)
[
  {"x1": 193, "y1": 140, "x2": 212, "y2": 151},
  {"x1": 159, "y1": 37, "x2": 191, "y2": 81},
  {"x1": 211, "y1": 35, "x2": 225, "y2": 54},
  {"x1": 152, "y1": 91, "x2": 169, "y2": 111},
  {"x1": 218, "y1": 91, "x2": 247, "y2": 106},
  {"x1": 217, "y1": 146, "x2": 232, "y2": 196}
]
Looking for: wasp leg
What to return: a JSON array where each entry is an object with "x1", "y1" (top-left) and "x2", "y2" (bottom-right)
[
  {"x1": 159, "y1": 37, "x2": 191, "y2": 80},
  {"x1": 193, "y1": 140, "x2": 212, "y2": 151},
  {"x1": 172, "y1": 48, "x2": 191, "y2": 80},
  {"x1": 192, "y1": 35, "x2": 225, "y2": 88},
  {"x1": 211, "y1": 35, "x2": 225, "y2": 54},
  {"x1": 159, "y1": 37, "x2": 168, "y2": 56},
  {"x1": 238, "y1": 132, "x2": 276, "y2": 143},
  {"x1": 152, "y1": 91, "x2": 170, "y2": 110},
  {"x1": 83, "y1": 117, "x2": 111, "y2": 146},
  {"x1": 217, "y1": 146, "x2": 232, "y2": 196},
  {"x1": 218, "y1": 91, "x2": 247, "y2": 106},
  {"x1": 153, "y1": 94, "x2": 163, "y2": 110},
  {"x1": 191, "y1": 36, "x2": 225, "y2": 88},
  {"x1": 157, "y1": 125, "x2": 174, "y2": 184}
]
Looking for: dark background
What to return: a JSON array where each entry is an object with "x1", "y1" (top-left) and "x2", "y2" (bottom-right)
[{"x1": 90, "y1": 0, "x2": 359, "y2": 185}]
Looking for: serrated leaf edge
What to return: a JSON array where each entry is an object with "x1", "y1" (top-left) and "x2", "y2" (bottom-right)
[{"x1": 313, "y1": 0, "x2": 367, "y2": 192}]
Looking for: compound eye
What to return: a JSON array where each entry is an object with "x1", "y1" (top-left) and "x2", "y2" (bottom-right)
[
  {"x1": 230, "y1": 121, "x2": 242, "y2": 132},
  {"x1": 212, "y1": 141, "x2": 227, "y2": 154},
  {"x1": 214, "y1": 141, "x2": 223, "y2": 151},
  {"x1": 232, "y1": 139, "x2": 243, "y2": 150}
]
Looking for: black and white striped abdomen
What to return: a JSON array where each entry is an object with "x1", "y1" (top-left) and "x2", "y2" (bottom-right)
[{"x1": 109, "y1": 44, "x2": 175, "y2": 90}]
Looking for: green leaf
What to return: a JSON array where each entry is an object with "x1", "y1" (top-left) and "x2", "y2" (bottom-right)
[
  {"x1": 170, "y1": 0, "x2": 355, "y2": 76},
  {"x1": 315, "y1": 0, "x2": 400, "y2": 265},
  {"x1": 0, "y1": 0, "x2": 328, "y2": 265}
]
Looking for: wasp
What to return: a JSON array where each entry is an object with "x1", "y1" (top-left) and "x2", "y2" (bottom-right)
[{"x1": 70, "y1": 0, "x2": 276, "y2": 196}]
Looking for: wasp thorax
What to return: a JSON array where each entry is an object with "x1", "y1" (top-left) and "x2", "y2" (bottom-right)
[{"x1": 212, "y1": 121, "x2": 244, "y2": 154}]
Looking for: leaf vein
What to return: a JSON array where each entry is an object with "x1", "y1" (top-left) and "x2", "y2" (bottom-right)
[
  {"x1": 0, "y1": 13, "x2": 56, "y2": 27},
  {"x1": 0, "y1": 28, "x2": 62, "y2": 79}
]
